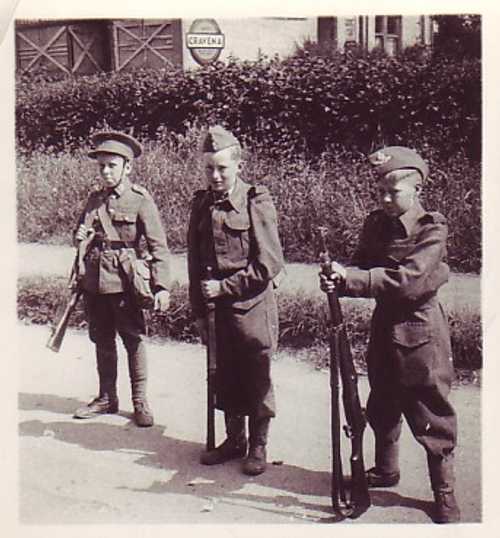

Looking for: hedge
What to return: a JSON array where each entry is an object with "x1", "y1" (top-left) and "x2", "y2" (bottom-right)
[
  {"x1": 17, "y1": 276, "x2": 482, "y2": 373},
  {"x1": 16, "y1": 49, "x2": 481, "y2": 160}
]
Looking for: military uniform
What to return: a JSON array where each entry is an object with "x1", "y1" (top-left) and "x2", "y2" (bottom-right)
[
  {"x1": 187, "y1": 125, "x2": 285, "y2": 475},
  {"x1": 337, "y1": 146, "x2": 459, "y2": 523},
  {"x1": 73, "y1": 132, "x2": 170, "y2": 427},
  {"x1": 188, "y1": 179, "x2": 283, "y2": 415}
]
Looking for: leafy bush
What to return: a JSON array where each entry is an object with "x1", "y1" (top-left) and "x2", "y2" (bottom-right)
[
  {"x1": 16, "y1": 50, "x2": 481, "y2": 160},
  {"x1": 16, "y1": 135, "x2": 481, "y2": 272},
  {"x1": 17, "y1": 276, "x2": 482, "y2": 372}
]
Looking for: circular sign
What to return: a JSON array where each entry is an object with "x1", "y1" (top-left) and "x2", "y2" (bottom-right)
[{"x1": 186, "y1": 19, "x2": 225, "y2": 66}]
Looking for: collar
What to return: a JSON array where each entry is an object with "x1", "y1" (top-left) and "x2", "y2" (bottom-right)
[
  {"x1": 211, "y1": 178, "x2": 249, "y2": 212},
  {"x1": 397, "y1": 201, "x2": 426, "y2": 236},
  {"x1": 109, "y1": 178, "x2": 130, "y2": 198}
]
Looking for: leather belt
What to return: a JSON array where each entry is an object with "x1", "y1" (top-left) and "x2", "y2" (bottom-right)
[{"x1": 94, "y1": 239, "x2": 135, "y2": 250}]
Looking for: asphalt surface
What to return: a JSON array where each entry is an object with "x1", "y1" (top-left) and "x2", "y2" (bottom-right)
[{"x1": 18, "y1": 323, "x2": 481, "y2": 525}]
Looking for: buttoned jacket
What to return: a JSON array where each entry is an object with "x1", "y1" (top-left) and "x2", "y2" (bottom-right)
[
  {"x1": 76, "y1": 179, "x2": 170, "y2": 294},
  {"x1": 187, "y1": 178, "x2": 285, "y2": 319}
]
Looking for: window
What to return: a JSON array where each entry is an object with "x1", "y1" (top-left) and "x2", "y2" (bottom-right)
[{"x1": 374, "y1": 15, "x2": 402, "y2": 55}]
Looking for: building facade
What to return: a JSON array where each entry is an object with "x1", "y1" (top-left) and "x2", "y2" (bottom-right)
[{"x1": 15, "y1": 16, "x2": 434, "y2": 76}]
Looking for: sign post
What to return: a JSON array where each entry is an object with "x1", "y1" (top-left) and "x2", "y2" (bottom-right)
[{"x1": 186, "y1": 19, "x2": 225, "y2": 66}]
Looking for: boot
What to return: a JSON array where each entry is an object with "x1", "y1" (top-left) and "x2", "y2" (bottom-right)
[
  {"x1": 133, "y1": 399, "x2": 154, "y2": 427},
  {"x1": 243, "y1": 416, "x2": 270, "y2": 476},
  {"x1": 200, "y1": 414, "x2": 247, "y2": 465},
  {"x1": 366, "y1": 467, "x2": 400, "y2": 488},
  {"x1": 428, "y1": 452, "x2": 461, "y2": 523},
  {"x1": 73, "y1": 394, "x2": 119, "y2": 419},
  {"x1": 433, "y1": 490, "x2": 461, "y2": 524},
  {"x1": 366, "y1": 437, "x2": 400, "y2": 487},
  {"x1": 124, "y1": 336, "x2": 154, "y2": 427},
  {"x1": 73, "y1": 342, "x2": 118, "y2": 419}
]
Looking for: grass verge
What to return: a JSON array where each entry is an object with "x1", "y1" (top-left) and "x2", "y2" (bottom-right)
[{"x1": 18, "y1": 275, "x2": 481, "y2": 385}]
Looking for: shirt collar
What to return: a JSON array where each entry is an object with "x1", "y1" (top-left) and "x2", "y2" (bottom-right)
[
  {"x1": 110, "y1": 178, "x2": 130, "y2": 198},
  {"x1": 211, "y1": 177, "x2": 248, "y2": 212},
  {"x1": 398, "y1": 201, "x2": 426, "y2": 236}
]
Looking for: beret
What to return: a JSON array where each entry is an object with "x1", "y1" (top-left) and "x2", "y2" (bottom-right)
[
  {"x1": 88, "y1": 131, "x2": 142, "y2": 160},
  {"x1": 202, "y1": 125, "x2": 240, "y2": 153},
  {"x1": 368, "y1": 146, "x2": 429, "y2": 181}
]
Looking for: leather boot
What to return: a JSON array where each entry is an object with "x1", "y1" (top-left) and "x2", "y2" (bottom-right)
[
  {"x1": 133, "y1": 400, "x2": 154, "y2": 427},
  {"x1": 366, "y1": 438, "x2": 400, "y2": 487},
  {"x1": 124, "y1": 336, "x2": 153, "y2": 427},
  {"x1": 73, "y1": 343, "x2": 118, "y2": 419},
  {"x1": 428, "y1": 452, "x2": 461, "y2": 523},
  {"x1": 243, "y1": 416, "x2": 270, "y2": 476},
  {"x1": 200, "y1": 414, "x2": 247, "y2": 465}
]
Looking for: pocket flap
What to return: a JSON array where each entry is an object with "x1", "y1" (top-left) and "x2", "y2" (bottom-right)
[
  {"x1": 112, "y1": 212, "x2": 136, "y2": 223},
  {"x1": 392, "y1": 322, "x2": 431, "y2": 348},
  {"x1": 134, "y1": 259, "x2": 151, "y2": 280},
  {"x1": 223, "y1": 212, "x2": 250, "y2": 231}
]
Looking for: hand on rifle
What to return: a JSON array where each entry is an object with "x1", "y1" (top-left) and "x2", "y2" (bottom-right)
[
  {"x1": 74, "y1": 224, "x2": 94, "y2": 243},
  {"x1": 201, "y1": 279, "x2": 223, "y2": 300},
  {"x1": 319, "y1": 261, "x2": 347, "y2": 294},
  {"x1": 195, "y1": 317, "x2": 208, "y2": 345}
]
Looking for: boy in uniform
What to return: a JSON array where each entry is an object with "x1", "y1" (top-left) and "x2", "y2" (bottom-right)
[
  {"x1": 320, "y1": 146, "x2": 460, "y2": 523},
  {"x1": 187, "y1": 125, "x2": 285, "y2": 476},
  {"x1": 73, "y1": 131, "x2": 171, "y2": 427}
]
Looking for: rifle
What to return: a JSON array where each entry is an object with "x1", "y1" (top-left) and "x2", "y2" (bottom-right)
[
  {"x1": 205, "y1": 266, "x2": 217, "y2": 451},
  {"x1": 46, "y1": 229, "x2": 95, "y2": 352},
  {"x1": 317, "y1": 226, "x2": 370, "y2": 520}
]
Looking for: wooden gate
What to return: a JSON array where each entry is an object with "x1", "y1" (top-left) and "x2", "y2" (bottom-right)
[
  {"x1": 16, "y1": 20, "x2": 109, "y2": 75},
  {"x1": 111, "y1": 19, "x2": 182, "y2": 71}
]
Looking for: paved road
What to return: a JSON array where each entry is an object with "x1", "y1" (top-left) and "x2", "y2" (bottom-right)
[{"x1": 18, "y1": 323, "x2": 481, "y2": 525}]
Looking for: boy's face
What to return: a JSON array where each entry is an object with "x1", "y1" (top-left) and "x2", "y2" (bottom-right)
[
  {"x1": 378, "y1": 172, "x2": 421, "y2": 218},
  {"x1": 96, "y1": 153, "x2": 131, "y2": 189},
  {"x1": 203, "y1": 147, "x2": 240, "y2": 194}
]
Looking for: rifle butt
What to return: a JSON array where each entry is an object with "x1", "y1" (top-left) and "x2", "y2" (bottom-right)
[
  {"x1": 46, "y1": 290, "x2": 81, "y2": 353},
  {"x1": 348, "y1": 458, "x2": 371, "y2": 518}
]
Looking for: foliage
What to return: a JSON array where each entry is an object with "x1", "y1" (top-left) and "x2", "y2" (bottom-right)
[
  {"x1": 17, "y1": 276, "x2": 482, "y2": 372},
  {"x1": 16, "y1": 133, "x2": 481, "y2": 272},
  {"x1": 432, "y1": 15, "x2": 481, "y2": 60},
  {"x1": 16, "y1": 49, "x2": 481, "y2": 160}
]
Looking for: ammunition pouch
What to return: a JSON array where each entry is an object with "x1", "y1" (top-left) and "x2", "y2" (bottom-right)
[{"x1": 118, "y1": 249, "x2": 155, "y2": 310}]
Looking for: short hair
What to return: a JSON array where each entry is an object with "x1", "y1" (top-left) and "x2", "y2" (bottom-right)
[{"x1": 385, "y1": 168, "x2": 422, "y2": 185}]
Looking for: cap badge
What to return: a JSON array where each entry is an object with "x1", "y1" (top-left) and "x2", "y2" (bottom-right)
[{"x1": 370, "y1": 151, "x2": 392, "y2": 166}]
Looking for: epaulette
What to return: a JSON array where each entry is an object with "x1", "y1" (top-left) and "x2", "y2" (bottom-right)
[
  {"x1": 419, "y1": 211, "x2": 447, "y2": 225},
  {"x1": 191, "y1": 189, "x2": 209, "y2": 209},
  {"x1": 248, "y1": 184, "x2": 270, "y2": 202},
  {"x1": 131, "y1": 183, "x2": 148, "y2": 195},
  {"x1": 192, "y1": 189, "x2": 207, "y2": 199},
  {"x1": 366, "y1": 209, "x2": 386, "y2": 223}
]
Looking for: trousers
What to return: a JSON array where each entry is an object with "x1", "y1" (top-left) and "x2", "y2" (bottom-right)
[{"x1": 84, "y1": 291, "x2": 148, "y2": 403}]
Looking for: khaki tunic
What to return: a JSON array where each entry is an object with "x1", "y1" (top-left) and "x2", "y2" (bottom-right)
[
  {"x1": 343, "y1": 202, "x2": 457, "y2": 457},
  {"x1": 76, "y1": 180, "x2": 170, "y2": 340},
  {"x1": 77, "y1": 180, "x2": 170, "y2": 295},
  {"x1": 187, "y1": 178, "x2": 285, "y2": 417}
]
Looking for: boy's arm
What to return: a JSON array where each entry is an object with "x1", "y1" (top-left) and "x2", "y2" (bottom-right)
[
  {"x1": 219, "y1": 187, "x2": 285, "y2": 297},
  {"x1": 137, "y1": 190, "x2": 171, "y2": 292},
  {"x1": 344, "y1": 215, "x2": 449, "y2": 300}
]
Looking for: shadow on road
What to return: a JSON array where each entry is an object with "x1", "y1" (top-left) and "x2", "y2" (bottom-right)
[{"x1": 19, "y1": 391, "x2": 434, "y2": 523}]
